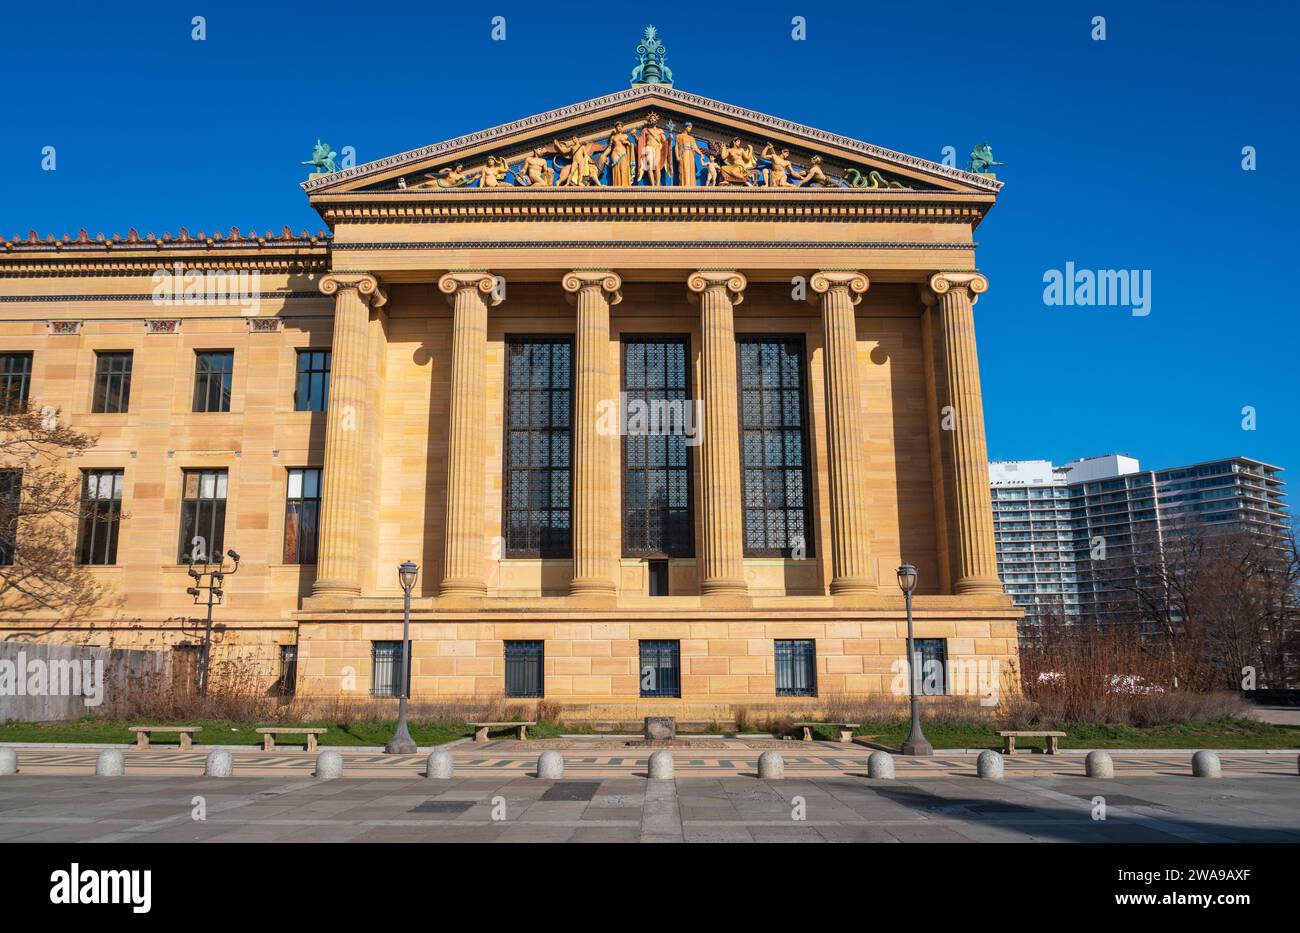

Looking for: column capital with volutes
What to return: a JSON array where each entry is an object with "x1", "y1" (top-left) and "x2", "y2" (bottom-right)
[
  {"x1": 438, "y1": 271, "x2": 502, "y2": 306},
  {"x1": 687, "y1": 270, "x2": 747, "y2": 305},
  {"x1": 319, "y1": 272, "x2": 387, "y2": 308},
  {"x1": 562, "y1": 270, "x2": 623, "y2": 305},
  {"x1": 810, "y1": 271, "x2": 870, "y2": 304}
]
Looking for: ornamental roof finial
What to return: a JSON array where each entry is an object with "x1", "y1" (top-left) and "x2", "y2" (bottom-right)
[{"x1": 630, "y1": 25, "x2": 673, "y2": 88}]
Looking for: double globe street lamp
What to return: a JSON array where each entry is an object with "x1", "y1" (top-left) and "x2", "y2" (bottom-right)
[
  {"x1": 384, "y1": 560, "x2": 420, "y2": 754},
  {"x1": 897, "y1": 563, "x2": 933, "y2": 756}
]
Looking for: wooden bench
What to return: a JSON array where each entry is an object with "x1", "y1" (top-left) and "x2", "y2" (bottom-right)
[
  {"x1": 129, "y1": 726, "x2": 201, "y2": 750},
  {"x1": 793, "y1": 722, "x2": 860, "y2": 743},
  {"x1": 256, "y1": 727, "x2": 327, "y2": 752},
  {"x1": 468, "y1": 721, "x2": 536, "y2": 742},
  {"x1": 999, "y1": 730, "x2": 1066, "y2": 755}
]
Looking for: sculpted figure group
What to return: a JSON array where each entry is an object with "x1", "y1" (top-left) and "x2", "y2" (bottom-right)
[{"x1": 417, "y1": 112, "x2": 905, "y2": 190}]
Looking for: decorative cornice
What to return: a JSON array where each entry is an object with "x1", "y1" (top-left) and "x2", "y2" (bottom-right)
[
  {"x1": 2, "y1": 227, "x2": 330, "y2": 253},
  {"x1": 319, "y1": 272, "x2": 387, "y2": 308},
  {"x1": 334, "y1": 240, "x2": 972, "y2": 252},
  {"x1": 301, "y1": 85, "x2": 1002, "y2": 194},
  {"x1": 0, "y1": 291, "x2": 323, "y2": 304},
  {"x1": 562, "y1": 270, "x2": 623, "y2": 306},
  {"x1": 687, "y1": 270, "x2": 747, "y2": 305}
]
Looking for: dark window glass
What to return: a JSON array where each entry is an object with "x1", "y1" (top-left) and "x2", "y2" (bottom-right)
[
  {"x1": 648, "y1": 560, "x2": 669, "y2": 596},
  {"x1": 504, "y1": 641, "x2": 545, "y2": 698},
  {"x1": 178, "y1": 469, "x2": 227, "y2": 564},
  {"x1": 283, "y1": 468, "x2": 321, "y2": 564},
  {"x1": 92, "y1": 351, "x2": 133, "y2": 413},
  {"x1": 914, "y1": 639, "x2": 948, "y2": 696},
  {"x1": 277, "y1": 645, "x2": 298, "y2": 696},
  {"x1": 371, "y1": 641, "x2": 411, "y2": 699},
  {"x1": 775, "y1": 639, "x2": 817, "y2": 696},
  {"x1": 294, "y1": 349, "x2": 331, "y2": 412},
  {"x1": 192, "y1": 350, "x2": 234, "y2": 413},
  {"x1": 503, "y1": 337, "x2": 573, "y2": 557},
  {"x1": 639, "y1": 640, "x2": 681, "y2": 698},
  {"x1": 0, "y1": 469, "x2": 21, "y2": 565},
  {"x1": 0, "y1": 353, "x2": 33, "y2": 413},
  {"x1": 738, "y1": 337, "x2": 813, "y2": 557},
  {"x1": 77, "y1": 469, "x2": 123, "y2": 565},
  {"x1": 622, "y1": 336, "x2": 694, "y2": 557}
]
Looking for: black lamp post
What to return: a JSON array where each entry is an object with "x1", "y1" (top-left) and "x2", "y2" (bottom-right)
[
  {"x1": 184, "y1": 548, "x2": 240, "y2": 697},
  {"x1": 384, "y1": 560, "x2": 419, "y2": 754},
  {"x1": 897, "y1": 563, "x2": 933, "y2": 756}
]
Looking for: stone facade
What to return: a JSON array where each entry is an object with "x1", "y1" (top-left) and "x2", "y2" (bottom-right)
[{"x1": 0, "y1": 85, "x2": 1020, "y2": 718}]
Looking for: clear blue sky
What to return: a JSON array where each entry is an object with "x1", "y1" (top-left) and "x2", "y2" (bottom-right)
[{"x1": 2, "y1": 1, "x2": 1296, "y2": 479}]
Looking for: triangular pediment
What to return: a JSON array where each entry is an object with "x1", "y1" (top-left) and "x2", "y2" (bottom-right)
[{"x1": 303, "y1": 86, "x2": 1000, "y2": 197}]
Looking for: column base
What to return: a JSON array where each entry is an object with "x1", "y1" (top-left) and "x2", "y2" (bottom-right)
[
  {"x1": 953, "y1": 577, "x2": 1006, "y2": 596},
  {"x1": 439, "y1": 578, "x2": 487, "y2": 598},
  {"x1": 569, "y1": 578, "x2": 617, "y2": 599},
  {"x1": 700, "y1": 578, "x2": 748, "y2": 598},
  {"x1": 310, "y1": 580, "x2": 361, "y2": 599},
  {"x1": 829, "y1": 577, "x2": 878, "y2": 597}
]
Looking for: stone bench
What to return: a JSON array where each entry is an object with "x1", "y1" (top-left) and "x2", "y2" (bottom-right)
[
  {"x1": 129, "y1": 726, "x2": 201, "y2": 750},
  {"x1": 793, "y1": 722, "x2": 860, "y2": 743},
  {"x1": 999, "y1": 730, "x2": 1066, "y2": 755},
  {"x1": 468, "y1": 721, "x2": 536, "y2": 742},
  {"x1": 256, "y1": 727, "x2": 327, "y2": 752}
]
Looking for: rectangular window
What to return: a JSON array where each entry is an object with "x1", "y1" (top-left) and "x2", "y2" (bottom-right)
[
  {"x1": 622, "y1": 336, "x2": 693, "y2": 557},
  {"x1": 504, "y1": 641, "x2": 545, "y2": 698},
  {"x1": 0, "y1": 469, "x2": 21, "y2": 565},
  {"x1": 192, "y1": 350, "x2": 234, "y2": 413},
  {"x1": 92, "y1": 351, "x2": 133, "y2": 413},
  {"x1": 371, "y1": 641, "x2": 411, "y2": 699},
  {"x1": 178, "y1": 468, "x2": 227, "y2": 564},
  {"x1": 647, "y1": 559, "x2": 669, "y2": 596},
  {"x1": 294, "y1": 349, "x2": 331, "y2": 412},
  {"x1": 503, "y1": 337, "x2": 573, "y2": 557},
  {"x1": 775, "y1": 639, "x2": 817, "y2": 696},
  {"x1": 283, "y1": 468, "x2": 322, "y2": 564},
  {"x1": 914, "y1": 638, "x2": 948, "y2": 696},
  {"x1": 738, "y1": 337, "x2": 813, "y2": 557},
  {"x1": 0, "y1": 352, "x2": 33, "y2": 413},
  {"x1": 77, "y1": 469, "x2": 123, "y2": 565},
  {"x1": 639, "y1": 640, "x2": 681, "y2": 698},
  {"x1": 277, "y1": 645, "x2": 298, "y2": 696}
]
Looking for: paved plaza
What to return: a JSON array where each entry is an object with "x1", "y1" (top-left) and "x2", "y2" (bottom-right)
[{"x1": 1, "y1": 740, "x2": 1297, "y2": 843}]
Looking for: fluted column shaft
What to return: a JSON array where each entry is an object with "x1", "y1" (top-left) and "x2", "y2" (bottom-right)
[
  {"x1": 313, "y1": 273, "x2": 386, "y2": 597},
  {"x1": 564, "y1": 271, "x2": 621, "y2": 597},
  {"x1": 438, "y1": 272, "x2": 499, "y2": 597},
  {"x1": 812, "y1": 272, "x2": 877, "y2": 595},
  {"x1": 929, "y1": 272, "x2": 1002, "y2": 594},
  {"x1": 689, "y1": 271, "x2": 748, "y2": 597}
]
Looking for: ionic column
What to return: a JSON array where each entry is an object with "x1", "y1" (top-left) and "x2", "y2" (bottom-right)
[
  {"x1": 313, "y1": 273, "x2": 386, "y2": 597},
  {"x1": 564, "y1": 271, "x2": 621, "y2": 598},
  {"x1": 811, "y1": 271, "x2": 877, "y2": 595},
  {"x1": 688, "y1": 271, "x2": 748, "y2": 598},
  {"x1": 438, "y1": 272, "x2": 501, "y2": 597},
  {"x1": 927, "y1": 272, "x2": 1002, "y2": 595}
]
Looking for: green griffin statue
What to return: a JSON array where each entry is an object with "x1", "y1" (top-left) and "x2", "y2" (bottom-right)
[
  {"x1": 302, "y1": 139, "x2": 338, "y2": 177},
  {"x1": 968, "y1": 141, "x2": 1003, "y2": 174}
]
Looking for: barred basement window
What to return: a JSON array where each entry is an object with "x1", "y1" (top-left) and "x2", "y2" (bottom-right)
[
  {"x1": 503, "y1": 337, "x2": 573, "y2": 558},
  {"x1": 371, "y1": 641, "x2": 411, "y2": 699},
  {"x1": 504, "y1": 641, "x2": 545, "y2": 698},
  {"x1": 0, "y1": 352, "x2": 33, "y2": 413},
  {"x1": 0, "y1": 469, "x2": 21, "y2": 566},
  {"x1": 92, "y1": 351, "x2": 132, "y2": 413},
  {"x1": 913, "y1": 638, "x2": 948, "y2": 696},
  {"x1": 277, "y1": 645, "x2": 298, "y2": 696},
  {"x1": 775, "y1": 639, "x2": 817, "y2": 697},
  {"x1": 622, "y1": 336, "x2": 693, "y2": 557},
  {"x1": 77, "y1": 469, "x2": 123, "y2": 565},
  {"x1": 178, "y1": 469, "x2": 227, "y2": 564},
  {"x1": 192, "y1": 350, "x2": 234, "y2": 413},
  {"x1": 738, "y1": 337, "x2": 814, "y2": 557},
  {"x1": 283, "y1": 468, "x2": 321, "y2": 564},
  {"x1": 639, "y1": 640, "x2": 681, "y2": 698},
  {"x1": 294, "y1": 349, "x2": 331, "y2": 412}
]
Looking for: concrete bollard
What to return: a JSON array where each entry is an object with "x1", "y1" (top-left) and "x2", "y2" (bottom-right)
[
  {"x1": 203, "y1": 749, "x2": 233, "y2": 777},
  {"x1": 648, "y1": 750, "x2": 674, "y2": 780},
  {"x1": 1085, "y1": 750, "x2": 1114, "y2": 779},
  {"x1": 95, "y1": 748, "x2": 124, "y2": 777},
  {"x1": 867, "y1": 751, "x2": 895, "y2": 779},
  {"x1": 315, "y1": 750, "x2": 343, "y2": 780},
  {"x1": 0, "y1": 749, "x2": 16, "y2": 775},
  {"x1": 757, "y1": 750, "x2": 784, "y2": 780},
  {"x1": 425, "y1": 750, "x2": 454, "y2": 779},
  {"x1": 1192, "y1": 750, "x2": 1221, "y2": 778},
  {"x1": 537, "y1": 750, "x2": 564, "y2": 779},
  {"x1": 977, "y1": 749, "x2": 1004, "y2": 779}
]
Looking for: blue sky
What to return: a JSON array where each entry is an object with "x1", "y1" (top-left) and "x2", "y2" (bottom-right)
[{"x1": 2, "y1": 1, "x2": 1296, "y2": 479}]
